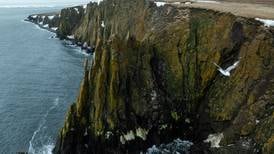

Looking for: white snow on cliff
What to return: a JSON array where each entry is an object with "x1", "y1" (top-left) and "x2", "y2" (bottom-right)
[
  {"x1": 51, "y1": 27, "x2": 58, "y2": 31},
  {"x1": 197, "y1": 0, "x2": 220, "y2": 3},
  {"x1": 255, "y1": 18, "x2": 274, "y2": 27},
  {"x1": 48, "y1": 15, "x2": 55, "y2": 20},
  {"x1": 155, "y1": 2, "x2": 166, "y2": 7},
  {"x1": 101, "y1": 21, "x2": 105, "y2": 27},
  {"x1": 67, "y1": 35, "x2": 75, "y2": 39},
  {"x1": 43, "y1": 24, "x2": 49, "y2": 28},
  {"x1": 204, "y1": 133, "x2": 224, "y2": 148},
  {"x1": 74, "y1": 7, "x2": 80, "y2": 14}
]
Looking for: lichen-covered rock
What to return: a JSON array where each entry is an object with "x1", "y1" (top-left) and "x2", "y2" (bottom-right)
[{"x1": 52, "y1": 0, "x2": 274, "y2": 153}]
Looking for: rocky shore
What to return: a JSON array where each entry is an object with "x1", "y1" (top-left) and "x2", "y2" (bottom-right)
[
  {"x1": 25, "y1": 6, "x2": 95, "y2": 54},
  {"x1": 28, "y1": 0, "x2": 274, "y2": 153}
]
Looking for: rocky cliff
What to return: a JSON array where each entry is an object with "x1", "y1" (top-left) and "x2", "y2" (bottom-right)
[{"x1": 30, "y1": 0, "x2": 274, "y2": 153}]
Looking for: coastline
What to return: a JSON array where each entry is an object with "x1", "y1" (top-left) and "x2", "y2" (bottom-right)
[
  {"x1": 25, "y1": 11, "x2": 95, "y2": 55},
  {"x1": 24, "y1": 1, "x2": 274, "y2": 153}
]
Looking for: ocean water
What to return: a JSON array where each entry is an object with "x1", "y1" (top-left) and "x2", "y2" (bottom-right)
[
  {"x1": 0, "y1": 7, "x2": 88, "y2": 153},
  {"x1": 0, "y1": 0, "x2": 91, "y2": 8}
]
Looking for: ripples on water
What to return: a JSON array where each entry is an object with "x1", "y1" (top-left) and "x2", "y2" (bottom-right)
[
  {"x1": 28, "y1": 97, "x2": 59, "y2": 154},
  {"x1": 0, "y1": 7, "x2": 90, "y2": 153}
]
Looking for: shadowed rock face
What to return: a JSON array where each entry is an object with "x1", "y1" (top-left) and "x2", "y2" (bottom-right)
[{"x1": 49, "y1": 0, "x2": 273, "y2": 153}]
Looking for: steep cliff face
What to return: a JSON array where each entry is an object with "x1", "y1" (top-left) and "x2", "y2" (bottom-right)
[
  {"x1": 51, "y1": 0, "x2": 273, "y2": 153},
  {"x1": 57, "y1": 6, "x2": 86, "y2": 39}
]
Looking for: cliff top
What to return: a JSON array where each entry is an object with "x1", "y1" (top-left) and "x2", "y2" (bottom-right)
[{"x1": 163, "y1": 0, "x2": 274, "y2": 20}]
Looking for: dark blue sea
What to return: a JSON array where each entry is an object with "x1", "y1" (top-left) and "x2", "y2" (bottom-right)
[{"x1": 0, "y1": 7, "x2": 88, "y2": 153}]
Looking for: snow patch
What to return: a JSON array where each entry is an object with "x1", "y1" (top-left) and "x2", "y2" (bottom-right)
[
  {"x1": 255, "y1": 18, "x2": 274, "y2": 27},
  {"x1": 120, "y1": 135, "x2": 126, "y2": 144},
  {"x1": 48, "y1": 15, "x2": 55, "y2": 20},
  {"x1": 159, "y1": 124, "x2": 168, "y2": 130},
  {"x1": 101, "y1": 21, "x2": 105, "y2": 28},
  {"x1": 43, "y1": 24, "x2": 49, "y2": 28},
  {"x1": 198, "y1": 0, "x2": 220, "y2": 4},
  {"x1": 185, "y1": 2, "x2": 192, "y2": 5},
  {"x1": 124, "y1": 130, "x2": 135, "y2": 141},
  {"x1": 74, "y1": 8, "x2": 80, "y2": 14},
  {"x1": 84, "y1": 128, "x2": 88, "y2": 136},
  {"x1": 31, "y1": 15, "x2": 37, "y2": 18},
  {"x1": 204, "y1": 133, "x2": 224, "y2": 148},
  {"x1": 185, "y1": 118, "x2": 190, "y2": 123},
  {"x1": 51, "y1": 27, "x2": 58, "y2": 31},
  {"x1": 67, "y1": 35, "x2": 75, "y2": 39},
  {"x1": 155, "y1": 2, "x2": 166, "y2": 7},
  {"x1": 256, "y1": 119, "x2": 260, "y2": 124},
  {"x1": 105, "y1": 131, "x2": 113, "y2": 139},
  {"x1": 136, "y1": 128, "x2": 149, "y2": 140},
  {"x1": 151, "y1": 90, "x2": 157, "y2": 101},
  {"x1": 83, "y1": 4, "x2": 88, "y2": 13},
  {"x1": 172, "y1": 2, "x2": 181, "y2": 5},
  {"x1": 97, "y1": 0, "x2": 104, "y2": 5}
]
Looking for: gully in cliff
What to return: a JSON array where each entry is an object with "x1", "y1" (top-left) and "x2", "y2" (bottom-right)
[{"x1": 26, "y1": 0, "x2": 274, "y2": 153}]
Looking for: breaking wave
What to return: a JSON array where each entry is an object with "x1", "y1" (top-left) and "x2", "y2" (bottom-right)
[{"x1": 28, "y1": 98, "x2": 60, "y2": 154}]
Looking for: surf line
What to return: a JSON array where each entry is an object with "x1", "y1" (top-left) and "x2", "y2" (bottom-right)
[{"x1": 28, "y1": 97, "x2": 60, "y2": 154}]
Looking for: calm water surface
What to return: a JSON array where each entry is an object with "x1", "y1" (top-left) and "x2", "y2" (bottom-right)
[{"x1": 0, "y1": 7, "x2": 87, "y2": 153}]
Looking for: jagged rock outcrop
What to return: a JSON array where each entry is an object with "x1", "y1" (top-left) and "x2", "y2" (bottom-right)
[
  {"x1": 41, "y1": 0, "x2": 274, "y2": 153},
  {"x1": 26, "y1": 13, "x2": 60, "y2": 32},
  {"x1": 57, "y1": 6, "x2": 86, "y2": 39}
]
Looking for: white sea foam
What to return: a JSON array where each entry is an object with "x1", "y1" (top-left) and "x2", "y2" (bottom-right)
[
  {"x1": 32, "y1": 24, "x2": 55, "y2": 35},
  {"x1": 63, "y1": 40, "x2": 91, "y2": 56},
  {"x1": 36, "y1": 143, "x2": 55, "y2": 154},
  {"x1": 28, "y1": 98, "x2": 60, "y2": 154}
]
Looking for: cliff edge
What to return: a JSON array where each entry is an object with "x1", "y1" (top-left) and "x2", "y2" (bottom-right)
[{"x1": 29, "y1": 0, "x2": 274, "y2": 153}]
